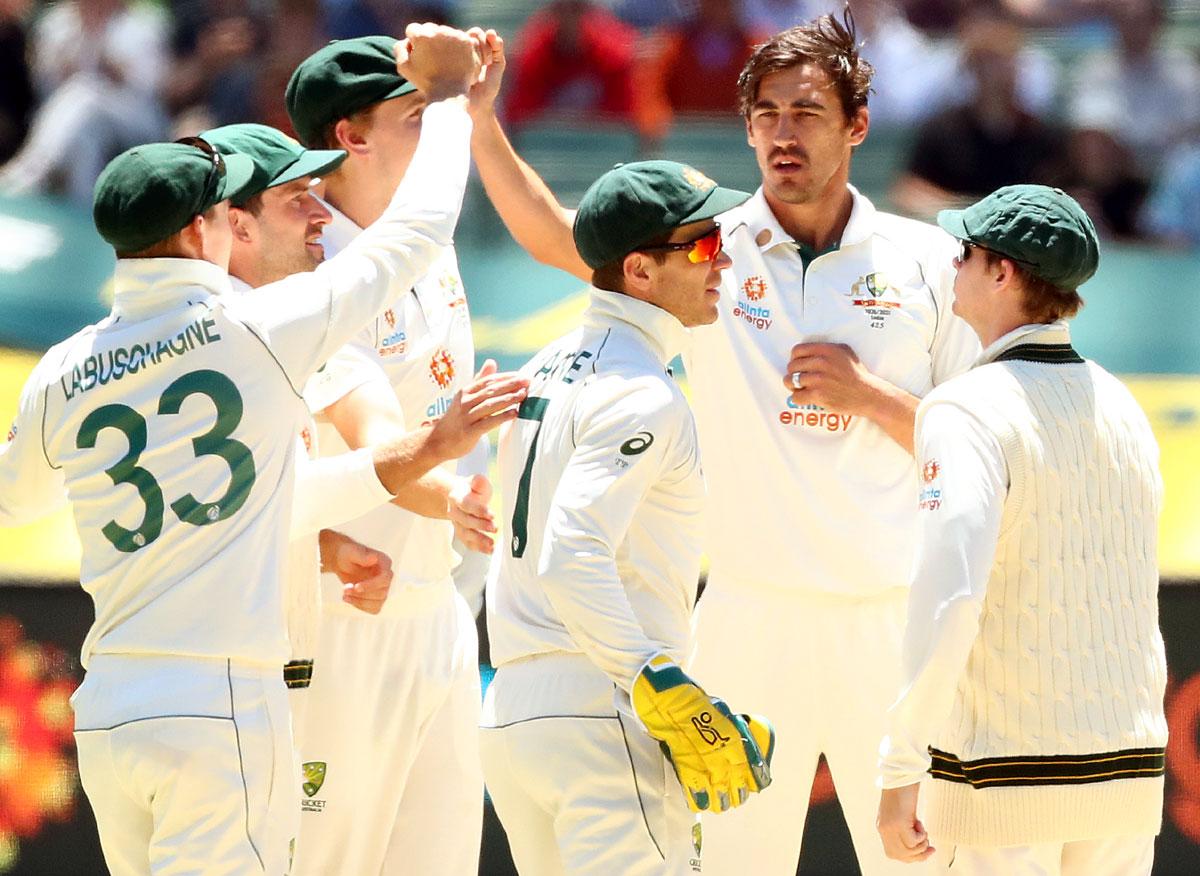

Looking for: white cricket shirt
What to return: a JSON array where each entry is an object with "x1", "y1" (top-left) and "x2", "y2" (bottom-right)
[
  {"x1": 304, "y1": 201, "x2": 476, "y2": 610},
  {"x1": 0, "y1": 100, "x2": 472, "y2": 667},
  {"x1": 486, "y1": 289, "x2": 705, "y2": 692},
  {"x1": 684, "y1": 186, "x2": 979, "y2": 596},
  {"x1": 228, "y1": 275, "x2": 393, "y2": 659}
]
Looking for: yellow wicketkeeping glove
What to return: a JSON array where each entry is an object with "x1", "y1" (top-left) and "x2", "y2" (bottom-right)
[{"x1": 631, "y1": 654, "x2": 775, "y2": 813}]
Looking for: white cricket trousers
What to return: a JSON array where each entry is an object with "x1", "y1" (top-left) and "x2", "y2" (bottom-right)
[
  {"x1": 293, "y1": 581, "x2": 483, "y2": 876},
  {"x1": 931, "y1": 834, "x2": 1155, "y2": 874},
  {"x1": 480, "y1": 653, "x2": 702, "y2": 876},
  {"x1": 72, "y1": 654, "x2": 297, "y2": 876},
  {"x1": 689, "y1": 579, "x2": 932, "y2": 875}
]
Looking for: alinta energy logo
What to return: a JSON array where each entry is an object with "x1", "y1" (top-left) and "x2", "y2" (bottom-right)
[
  {"x1": 919, "y1": 458, "x2": 942, "y2": 510},
  {"x1": 379, "y1": 308, "x2": 407, "y2": 357},
  {"x1": 733, "y1": 275, "x2": 772, "y2": 331},
  {"x1": 742, "y1": 275, "x2": 767, "y2": 302},
  {"x1": 429, "y1": 349, "x2": 456, "y2": 389},
  {"x1": 778, "y1": 396, "x2": 852, "y2": 432},
  {"x1": 0, "y1": 618, "x2": 78, "y2": 874}
]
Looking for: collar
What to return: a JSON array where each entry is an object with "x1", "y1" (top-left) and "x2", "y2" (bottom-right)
[
  {"x1": 228, "y1": 274, "x2": 253, "y2": 296},
  {"x1": 316, "y1": 195, "x2": 362, "y2": 254},
  {"x1": 721, "y1": 184, "x2": 877, "y2": 254},
  {"x1": 110, "y1": 258, "x2": 230, "y2": 319},
  {"x1": 980, "y1": 320, "x2": 1081, "y2": 365},
  {"x1": 582, "y1": 287, "x2": 691, "y2": 366}
]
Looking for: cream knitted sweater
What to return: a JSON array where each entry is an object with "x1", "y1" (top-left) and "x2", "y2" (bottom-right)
[{"x1": 880, "y1": 322, "x2": 1168, "y2": 846}]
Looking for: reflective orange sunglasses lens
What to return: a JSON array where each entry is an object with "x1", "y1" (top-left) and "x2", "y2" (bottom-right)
[{"x1": 687, "y1": 227, "x2": 723, "y2": 264}]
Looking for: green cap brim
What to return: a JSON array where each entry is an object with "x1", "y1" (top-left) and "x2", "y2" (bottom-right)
[
  {"x1": 272, "y1": 149, "x2": 347, "y2": 189},
  {"x1": 936, "y1": 209, "x2": 970, "y2": 240},
  {"x1": 680, "y1": 186, "x2": 752, "y2": 225},
  {"x1": 380, "y1": 79, "x2": 419, "y2": 104},
  {"x1": 215, "y1": 153, "x2": 258, "y2": 205}
]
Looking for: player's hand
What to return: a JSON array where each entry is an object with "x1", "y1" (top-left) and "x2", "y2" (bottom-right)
[
  {"x1": 394, "y1": 22, "x2": 482, "y2": 102},
  {"x1": 465, "y1": 28, "x2": 506, "y2": 119},
  {"x1": 449, "y1": 473, "x2": 497, "y2": 554},
  {"x1": 876, "y1": 784, "x2": 934, "y2": 863},
  {"x1": 632, "y1": 654, "x2": 774, "y2": 813},
  {"x1": 430, "y1": 359, "x2": 528, "y2": 461},
  {"x1": 319, "y1": 530, "x2": 393, "y2": 614},
  {"x1": 783, "y1": 342, "x2": 885, "y2": 416}
]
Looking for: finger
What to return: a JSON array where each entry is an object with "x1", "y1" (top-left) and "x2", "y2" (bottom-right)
[
  {"x1": 393, "y1": 38, "x2": 412, "y2": 69},
  {"x1": 472, "y1": 358, "x2": 498, "y2": 381},
  {"x1": 466, "y1": 389, "x2": 529, "y2": 422},
  {"x1": 902, "y1": 821, "x2": 929, "y2": 850},
  {"x1": 468, "y1": 472, "x2": 492, "y2": 500},
  {"x1": 343, "y1": 593, "x2": 386, "y2": 614},
  {"x1": 463, "y1": 497, "x2": 495, "y2": 521},
  {"x1": 455, "y1": 527, "x2": 495, "y2": 554},
  {"x1": 467, "y1": 407, "x2": 521, "y2": 436},
  {"x1": 461, "y1": 385, "x2": 529, "y2": 417},
  {"x1": 451, "y1": 506, "x2": 496, "y2": 533},
  {"x1": 349, "y1": 568, "x2": 392, "y2": 597},
  {"x1": 463, "y1": 374, "x2": 528, "y2": 402}
]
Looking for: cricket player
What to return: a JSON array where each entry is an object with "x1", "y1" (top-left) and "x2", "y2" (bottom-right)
[
  {"x1": 466, "y1": 15, "x2": 980, "y2": 872},
  {"x1": 482, "y1": 160, "x2": 774, "y2": 876},
  {"x1": 0, "y1": 29, "x2": 487, "y2": 875},
  {"x1": 202, "y1": 121, "x2": 513, "y2": 731},
  {"x1": 283, "y1": 29, "x2": 500, "y2": 875},
  {"x1": 877, "y1": 185, "x2": 1168, "y2": 875}
]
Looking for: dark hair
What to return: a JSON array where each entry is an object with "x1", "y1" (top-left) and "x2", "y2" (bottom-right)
[
  {"x1": 235, "y1": 192, "x2": 265, "y2": 216},
  {"x1": 737, "y1": 7, "x2": 874, "y2": 122},
  {"x1": 590, "y1": 231, "x2": 672, "y2": 293},
  {"x1": 314, "y1": 104, "x2": 376, "y2": 151},
  {"x1": 982, "y1": 250, "x2": 1083, "y2": 322}
]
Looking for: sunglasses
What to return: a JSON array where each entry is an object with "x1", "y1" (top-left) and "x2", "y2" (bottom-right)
[
  {"x1": 958, "y1": 238, "x2": 1036, "y2": 267},
  {"x1": 174, "y1": 136, "x2": 226, "y2": 214},
  {"x1": 638, "y1": 224, "x2": 723, "y2": 264}
]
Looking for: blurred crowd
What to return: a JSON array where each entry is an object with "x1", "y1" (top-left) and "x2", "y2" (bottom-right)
[{"x1": 2, "y1": 0, "x2": 1200, "y2": 246}]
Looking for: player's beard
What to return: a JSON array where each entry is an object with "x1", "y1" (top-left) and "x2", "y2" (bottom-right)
[{"x1": 257, "y1": 247, "x2": 322, "y2": 284}]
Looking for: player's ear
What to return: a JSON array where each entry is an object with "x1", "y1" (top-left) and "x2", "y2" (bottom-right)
[
  {"x1": 848, "y1": 106, "x2": 868, "y2": 146},
  {"x1": 227, "y1": 206, "x2": 255, "y2": 243},
  {"x1": 334, "y1": 116, "x2": 370, "y2": 156},
  {"x1": 622, "y1": 251, "x2": 654, "y2": 294}
]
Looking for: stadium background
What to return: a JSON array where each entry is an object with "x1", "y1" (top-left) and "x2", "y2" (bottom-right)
[{"x1": 1, "y1": 0, "x2": 1199, "y2": 873}]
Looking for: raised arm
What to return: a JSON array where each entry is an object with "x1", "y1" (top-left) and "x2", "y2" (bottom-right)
[
  {"x1": 467, "y1": 29, "x2": 591, "y2": 281},
  {"x1": 244, "y1": 25, "x2": 481, "y2": 386}
]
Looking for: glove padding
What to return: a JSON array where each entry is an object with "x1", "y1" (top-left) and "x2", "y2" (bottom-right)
[{"x1": 632, "y1": 654, "x2": 774, "y2": 813}]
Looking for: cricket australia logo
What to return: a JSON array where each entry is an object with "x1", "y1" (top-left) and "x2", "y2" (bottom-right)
[
  {"x1": 691, "y1": 711, "x2": 730, "y2": 747},
  {"x1": 429, "y1": 349, "x2": 456, "y2": 389},
  {"x1": 301, "y1": 762, "x2": 327, "y2": 812},
  {"x1": 681, "y1": 165, "x2": 716, "y2": 192},
  {"x1": 850, "y1": 272, "x2": 901, "y2": 330}
]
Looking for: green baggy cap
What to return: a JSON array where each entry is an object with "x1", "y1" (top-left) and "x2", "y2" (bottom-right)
[
  {"x1": 286, "y1": 36, "x2": 418, "y2": 147},
  {"x1": 202, "y1": 123, "x2": 346, "y2": 206},
  {"x1": 93, "y1": 141, "x2": 256, "y2": 253},
  {"x1": 937, "y1": 184, "x2": 1100, "y2": 290},
  {"x1": 573, "y1": 161, "x2": 750, "y2": 270}
]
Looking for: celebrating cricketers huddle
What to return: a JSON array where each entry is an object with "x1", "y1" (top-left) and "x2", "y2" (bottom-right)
[{"x1": 0, "y1": 10, "x2": 1170, "y2": 876}]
